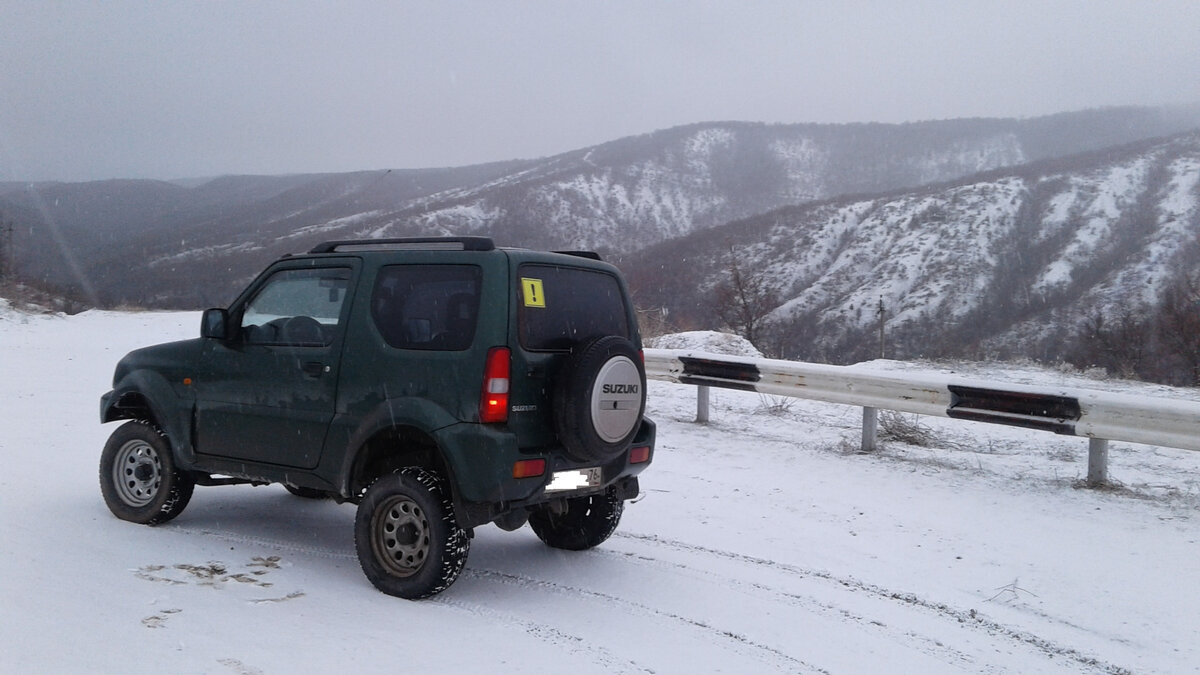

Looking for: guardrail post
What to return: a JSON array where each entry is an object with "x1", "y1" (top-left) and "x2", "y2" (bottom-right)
[
  {"x1": 1086, "y1": 438, "x2": 1109, "y2": 487},
  {"x1": 862, "y1": 407, "x2": 878, "y2": 453},
  {"x1": 696, "y1": 385, "x2": 710, "y2": 424}
]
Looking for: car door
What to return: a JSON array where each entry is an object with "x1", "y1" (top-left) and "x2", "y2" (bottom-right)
[{"x1": 194, "y1": 262, "x2": 356, "y2": 469}]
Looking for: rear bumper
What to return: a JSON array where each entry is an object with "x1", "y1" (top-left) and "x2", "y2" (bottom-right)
[{"x1": 438, "y1": 417, "x2": 655, "y2": 529}]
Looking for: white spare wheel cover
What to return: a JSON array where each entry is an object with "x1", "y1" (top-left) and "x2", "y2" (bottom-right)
[{"x1": 589, "y1": 355, "x2": 643, "y2": 443}]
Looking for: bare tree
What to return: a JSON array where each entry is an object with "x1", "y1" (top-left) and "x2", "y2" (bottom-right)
[
  {"x1": 1073, "y1": 308, "x2": 1151, "y2": 379},
  {"x1": 635, "y1": 305, "x2": 675, "y2": 341},
  {"x1": 1158, "y1": 271, "x2": 1200, "y2": 385},
  {"x1": 712, "y1": 246, "x2": 779, "y2": 352}
]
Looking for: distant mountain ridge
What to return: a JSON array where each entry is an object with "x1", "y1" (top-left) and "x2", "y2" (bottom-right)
[{"x1": 1, "y1": 106, "x2": 1198, "y2": 327}]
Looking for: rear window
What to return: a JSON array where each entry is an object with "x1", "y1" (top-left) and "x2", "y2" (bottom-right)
[
  {"x1": 371, "y1": 265, "x2": 481, "y2": 351},
  {"x1": 518, "y1": 264, "x2": 630, "y2": 351}
]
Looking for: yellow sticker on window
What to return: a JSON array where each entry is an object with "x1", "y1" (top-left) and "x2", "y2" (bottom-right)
[{"x1": 521, "y1": 278, "x2": 546, "y2": 308}]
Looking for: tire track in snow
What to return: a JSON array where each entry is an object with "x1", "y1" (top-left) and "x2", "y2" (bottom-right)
[
  {"x1": 432, "y1": 592, "x2": 655, "y2": 675},
  {"x1": 168, "y1": 523, "x2": 1128, "y2": 672},
  {"x1": 172, "y1": 525, "x2": 652, "y2": 673},
  {"x1": 593, "y1": 542, "x2": 987, "y2": 672},
  {"x1": 462, "y1": 567, "x2": 827, "y2": 674},
  {"x1": 613, "y1": 531, "x2": 1132, "y2": 674},
  {"x1": 164, "y1": 524, "x2": 818, "y2": 671}
]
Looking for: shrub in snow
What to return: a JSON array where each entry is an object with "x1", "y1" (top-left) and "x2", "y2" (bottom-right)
[
  {"x1": 878, "y1": 411, "x2": 944, "y2": 448},
  {"x1": 756, "y1": 394, "x2": 794, "y2": 416}
]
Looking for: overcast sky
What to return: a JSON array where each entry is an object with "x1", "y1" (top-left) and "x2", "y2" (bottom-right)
[{"x1": 3, "y1": 1, "x2": 1199, "y2": 183}]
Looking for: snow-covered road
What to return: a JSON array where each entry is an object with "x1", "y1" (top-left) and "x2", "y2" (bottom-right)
[{"x1": 2, "y1": 306, "x2": 1198, "y2": 673}]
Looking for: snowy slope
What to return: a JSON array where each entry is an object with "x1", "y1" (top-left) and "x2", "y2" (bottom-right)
[
  {"x1": 627, "y1": 132, "x2": 1200, "y2": 366},
  {"x1": 3, "y1": 308, "x2": 1198, "y2": 673},
  {"x1": 11, "y1": 106, "x2": 1198, "y2": 310},
  {"x1": 333, "y1": 123, "x2": 1026, "y2": 254}
]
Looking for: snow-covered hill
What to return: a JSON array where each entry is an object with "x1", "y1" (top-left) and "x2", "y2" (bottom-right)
[
  {"x1": 4, "y1": 106, "x2": 1197, "y2": 309},
  {"x1": 353, "y1": 108, "x2": 1200, "y2": 256},
  {"x1": 626, "y1": 131, "x2": 1200, "y2": 370},
  {"x1": 3, "y1": 308, "x2": 1199, "y2": 673}
]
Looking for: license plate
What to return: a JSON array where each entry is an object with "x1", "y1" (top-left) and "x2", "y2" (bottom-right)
[{"x1": 545, "y1": 467, "x2": 602, "y2": 492}]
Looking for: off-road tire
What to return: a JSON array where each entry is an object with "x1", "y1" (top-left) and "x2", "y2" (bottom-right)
[
  {"x1": 528, "y1": 489, "x2": 624, "y2": 551},
  {"x1": 553, "y1": 335, "x2": 646, "y2": 463},
  {"x1": 354, "y1": 468, "x2": 470, "y2": 599},
  {"x1": 99, "y1": 420, "x2": 194, "y2": 525}
]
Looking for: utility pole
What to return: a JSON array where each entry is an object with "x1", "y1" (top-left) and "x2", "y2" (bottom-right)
[{"x1": 876, "y1": 296, "x2": 885, "y2": 359}]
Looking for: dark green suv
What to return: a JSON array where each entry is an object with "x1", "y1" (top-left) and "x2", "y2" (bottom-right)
[{"x1": 99, "y1": 237, "x2": 654, "y2": 598}]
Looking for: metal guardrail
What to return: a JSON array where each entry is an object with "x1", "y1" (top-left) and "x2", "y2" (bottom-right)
[{"x1": 643, "y1": 349, "x2": 1200, "y2": 486}]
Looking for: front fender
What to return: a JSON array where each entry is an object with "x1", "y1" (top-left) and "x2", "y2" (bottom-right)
[{"x1": 101, "y1": 369, "x2": 195, "y2": 464}]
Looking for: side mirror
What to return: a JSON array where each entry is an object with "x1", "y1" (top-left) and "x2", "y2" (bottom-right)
[{"x1": 201, "y1": 308, "x2": 231, "y2": 341}]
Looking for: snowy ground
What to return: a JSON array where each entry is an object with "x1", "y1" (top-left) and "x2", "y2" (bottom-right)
[{"x1": 2, "y1": 305, "x2": 1199, "y2": 673}]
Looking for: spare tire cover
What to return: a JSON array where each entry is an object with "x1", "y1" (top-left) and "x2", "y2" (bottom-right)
[{"x1": 553, "y1": 335, "x2": 646, "y2": 462}]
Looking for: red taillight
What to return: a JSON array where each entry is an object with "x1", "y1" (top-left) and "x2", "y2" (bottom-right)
[
  {"x1": 629, "y1": 445, "x2": 651, "y2": 464},
  {"x1": 512, "y1": 459, "x2": 546, "y2": 479},
  {"x1": 479, "y1": 346, "x2": 510, "y2": 423}
]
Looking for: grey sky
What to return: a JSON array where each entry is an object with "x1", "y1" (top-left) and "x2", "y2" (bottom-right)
[{"x1": 3, "y1": 0, "x2": 1199, "y2": 183}]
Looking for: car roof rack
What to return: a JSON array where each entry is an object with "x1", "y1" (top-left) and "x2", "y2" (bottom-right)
[
  {"x1": 552, "y1": 250, "x2": 603, "y2": 261},
  {"x1": 309, "y1": 237, "x2": 495, "y2": 254}
]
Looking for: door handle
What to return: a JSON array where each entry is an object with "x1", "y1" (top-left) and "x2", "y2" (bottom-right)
[{"x1": 302, "y1": 361, "x2": 329, "y2": 377}]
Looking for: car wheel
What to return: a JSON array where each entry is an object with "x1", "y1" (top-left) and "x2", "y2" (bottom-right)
[
  {"x1": 354, "y1": 468, "x2": 470, "y2": 599},
  {"x1": 553, "y1": 335, "x2": 646, "y2": 462},
  {"x1": 99, "y1": 420, "x2": 194, "y2": 525},
  {"x1": 529, "y1": 489, "x2": 624, "y2": 551}
]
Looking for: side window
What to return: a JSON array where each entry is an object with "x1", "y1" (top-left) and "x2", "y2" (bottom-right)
[
  {"x1": 518, "y1": 265, "x2": 630, "y2": 351},
  {"x1": 241, "y1": 268, "x2": 351, "y2": 346},
  {"x1": 371, "y1": 265, "x2": 481, "y2": 351}
]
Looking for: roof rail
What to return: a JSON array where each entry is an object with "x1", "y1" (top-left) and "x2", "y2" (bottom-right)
[
  {"x1": 309, "y1": 237, "x2": 495, "y2": 254},
  {"x1": 552, "y1": 250, "x2": 603, "y2": 261}
]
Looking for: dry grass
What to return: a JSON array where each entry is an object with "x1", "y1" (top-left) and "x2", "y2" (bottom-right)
[
  {"x1": 0, "y1": 280, "x2": 91, "y2": 314},
  {"x1": 878, "y1": 411, "x2": 945, "y2": 448}
]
